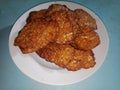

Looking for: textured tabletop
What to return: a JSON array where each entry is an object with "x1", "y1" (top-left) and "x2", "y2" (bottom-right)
[{"x1": 0, "y1": 0, "x2": 120, "y2": 90}]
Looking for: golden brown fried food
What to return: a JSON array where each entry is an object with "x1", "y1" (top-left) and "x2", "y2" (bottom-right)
[
  {"x1": 14, "y1": 19, "x2": 59, "y2": 53},
  {"x1": 66, "y1": 50, "x2": 95, "y2": 71},
  {"x1": 67, "y1": 10, "x2": 80, "y2": 36},
  {"x1": 36, "y1": 43, "x2": 74, "y2": 68},
  {"x1": 47, "y1": 4, "x2": 80, "y2": 40},
  {"x1": 50, "y1": 11, "x2": 73, "y2": 44},
  {"x1": 74, "y1": 29, "x2": 100, "y2": 50},
  {"x1": 36, "y1": 43, "x2": 95, "y2": 71},
  {"x1": 47, "y1": 4, "x2": 79, "y2": 36},
  {"x1": 26, "y1": 9, "x2": 46, "y2": 23},
  {"x1": 75, "y1": 9, "x2": 97, "y2": 30},
  {"x1": 14, "y1": 4, "x2": 100, "y2": 71},
  {"x1": 46, "y1": 4, "x2": 69, "y2": 16}
]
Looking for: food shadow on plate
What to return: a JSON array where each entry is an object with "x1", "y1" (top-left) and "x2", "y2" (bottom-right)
[{"x1": 29, "y1": 52, "x2": 64, "y2": 71}]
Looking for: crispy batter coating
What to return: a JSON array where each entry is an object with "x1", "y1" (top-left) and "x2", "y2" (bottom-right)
[
  {"x1": 14, "y1": 19, "x2": 58, "y2": 53},
  {"x1": 46, "y1": 4, "x2": 69, "y2": 16},
  {"x1": 47, "y1": 4, "x2": 79, "y2": 35},
  {"x1": 50, "y1": 11, "x2": 73, "y2": 44},
  {"x1": 74, "y1": 29, "x2": 100, "y2": 50},
  {"x1": 66, "y1": 50, "x2": 95, "y2": 71},
  {"x1": 14, "y1": 4, "x2": 100, "y2": 71},
  {"x1": 36, "y1": 43, "x2": 95, "y2": 71},
  {"x1": 36, "y1": 43, "x2": 74, "y2": 68},
  {"x1": 75, "y1": 9, "x2": 97, "y2": 30},
  {"x1": 26, "y1": 9, "x2": 46, "y2": 23},
  {"x1": 67, "y1": 10, "x2": 80, "y2": 36}
]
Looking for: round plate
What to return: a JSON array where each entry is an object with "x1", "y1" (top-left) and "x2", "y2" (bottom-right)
[{"x1": 9, "y1": 1, "x2": 109, "y2": 85}]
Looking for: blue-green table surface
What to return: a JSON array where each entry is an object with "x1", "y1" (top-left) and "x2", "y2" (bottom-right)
[{"x1": 0, "y1": 0, "x2": 120, "y2": 90}]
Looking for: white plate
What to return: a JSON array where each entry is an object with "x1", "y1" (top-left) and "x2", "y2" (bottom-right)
[{"x1": 9, "y1": 1, "x2": 109, "y2": 85}]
